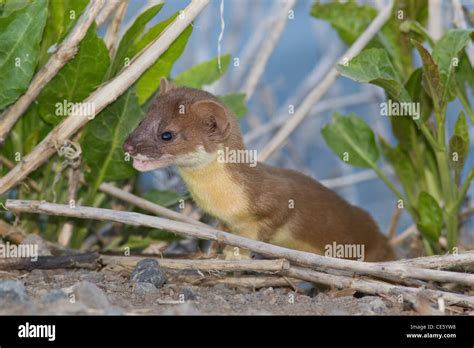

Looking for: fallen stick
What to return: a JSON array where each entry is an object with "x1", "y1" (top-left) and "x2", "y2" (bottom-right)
[
  {"x1": 387, "y1": 251, "x2": 474, "y2": 270},
  {"x1": 7, "y1": 200, "x2": 474, "y2": 287},
  {"x1": 0, "y1": 0, "x2": 210, "y2": 195},
  {"x1": 98, "y1": 182, "x2": 206, "y2": 227},
  {"x1": 101, "y1": 255, "x2": 290, "y2": 273},
  {"x1": 0, "y1": 252, "x2": 100, "y2": 270},
  {"x1": 171, "y1": 274, "x2": 296, "y2": 289},
  {"x1": 0, "y1": 0, "x2": 106, "y2": 143},
  {"x1": 284, "y1": 266, "x2": 474, "y2": 308}
]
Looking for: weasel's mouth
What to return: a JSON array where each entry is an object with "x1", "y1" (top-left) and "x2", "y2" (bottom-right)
[{"x1": 132, "y1": 156, "x2": 173, "y2": 171}]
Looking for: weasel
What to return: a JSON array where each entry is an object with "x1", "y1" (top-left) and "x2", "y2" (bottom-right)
[{"x1": 123, "y1": 78, "x2": 396, "y2": 262}]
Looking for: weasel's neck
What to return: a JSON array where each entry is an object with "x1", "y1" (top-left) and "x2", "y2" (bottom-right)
[{"x1": 178, "y1": 158, "x2": 250, "y2": 226}]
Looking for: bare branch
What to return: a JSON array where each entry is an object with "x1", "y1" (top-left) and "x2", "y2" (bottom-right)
[
  {"x1": 244, "y1": 92, "x2": 375, "y2": 144},
  {"x1": 241, "y1": 0, "x2": 296, "y2": 100},
  {"x1": 6, "y1": 199, "x2": 474, "y2": 287},
  {"x1": 101, "y1": 255, "x2": 290, "y2": 273},
  {"x1": 0, "y1": 252, "x2": 100, "y2": 271},
  {"x1": 98, "y1": 182, "x2": 207, "y2": 227},
  {"x1": 285, "y1": 266, "x2": 474, "y2": 308},
  {"x1": 428, "y1": 0, "x2": 443, "y2": 41},
  {"x1": 104, "y1": 0, "x2": 129, "y2": 56},
  {"x1": 258, "y1": 1, "x2": 394, "y2": 161},
  {"x1": 96, "y1": 0, "x2": 121, "y2": 27}
]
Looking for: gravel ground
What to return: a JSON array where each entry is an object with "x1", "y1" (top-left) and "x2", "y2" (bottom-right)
[{"x1": 0, "y1": 262, "x2": 416, "y2": 315}]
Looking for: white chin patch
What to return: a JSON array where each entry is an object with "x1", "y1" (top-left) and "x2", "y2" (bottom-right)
[{"x1": 132, "y1": 158, "x2": 169, "y2": 171}]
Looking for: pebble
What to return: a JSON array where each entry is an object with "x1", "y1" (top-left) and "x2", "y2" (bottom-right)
[
  {"x1": 41, "y1": 289, "x2": 68, "y2": 304},
  {"x1": 132, "y1": 282, "x2": 157, "y2": 301},
  {"x1": 130, "y1": 259, "x2": 166, "y2": 288},
  {"x1": 181, "y1": 286, "x2": 197, "y2": 301},
  {"x1": 0, "y1": 280, "x2": 28, "y2": 304},
  {"x1": 72, "y1": 281, "x2": 110, "y2": 309}
]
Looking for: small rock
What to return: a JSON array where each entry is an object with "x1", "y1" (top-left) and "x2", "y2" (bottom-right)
[
  {"x1": 181, "y1": 287, "x2": 197, "y2": 301},
  {"x1": 132, "y1": 282, "x2": 157, "y2": 301},
  {"x1": 212, "y1": 284, "x2": 233, "y2": 295},
  {"x1": 41, "y1": 289, "x2": 68, "y2": 304},
  {"x1": 130, "y1": 259, "x2": 166, "y2": 288},
  {"x1": 21, "y1": 234, "x2": 52, "y2": 256},
  {"x1": 79, "y1": 271, "x2": 105, "y2": 283},
  {"x1": 234, "y1": 294, "x2": 247, "y2": 304},
  {"x1": 72, "y1": 281, "x2": 110, "y2": 309},
  {"x1": 0, "y1": 280, "x2": 28, "y2": 303}
]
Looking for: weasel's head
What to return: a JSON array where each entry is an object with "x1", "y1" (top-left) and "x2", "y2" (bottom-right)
[{"x1": 123, "y1": 78, "x2": 235, "y2": 171}]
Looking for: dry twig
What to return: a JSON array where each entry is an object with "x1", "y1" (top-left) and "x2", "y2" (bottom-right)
[
  {"x1": 0, "y1": 252, "x2": 100, "y2": 270},
  {"x1": 6, "y1": 200, "x2": 474, "y2": 287},
  {"x1": 104, "y1": 0, "x2": 129, "y2": 56},
  {"x1": 241, "y1": 0, "x2": 296, "y2": 100},
  {"x1": 258, "y1": 1, "x2": 394, "y2": 161}
]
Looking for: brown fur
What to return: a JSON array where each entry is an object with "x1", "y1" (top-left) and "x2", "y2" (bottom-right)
[{"x1": 124, "y1": 79, "x2": 396, "y2": 262}]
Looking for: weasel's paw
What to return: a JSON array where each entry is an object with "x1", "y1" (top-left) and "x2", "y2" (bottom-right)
[{"x1": 221, "y1": 245, "x2": 252, "y2": 260}]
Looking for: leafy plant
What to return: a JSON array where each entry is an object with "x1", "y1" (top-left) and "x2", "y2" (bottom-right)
[
  {"x1": 0, "y1": 1, "x2": 246, "y2": 250},
  {"x1": 315, "y1": 0, "x2": 473, "y2": 254}
]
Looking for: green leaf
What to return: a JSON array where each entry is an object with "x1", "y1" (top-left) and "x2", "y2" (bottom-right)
[
  {"x1": 310, "y1": 1, "x2": 415, "y2": 77},
  {"x1": 109, "y1": 3, "x2": 164, "y2": 76},
  {"x1": 321, "y1": 112, "x2": 379, "y2": 168},
  {"x1": 432, "y1": 29, "x2": 472, "y2": 78},
  {"x1": 175, "y1": 54, "x2": 231, "y2": 89},
  {"x1": 454, "y1": 52, "x2": 474, "y2": 121},
  {"x1": 417, "y1": 191, "x2": 443, "y2": 242},
  {"x1": 379, "y1": 138, "x2": 418, "y2": 206},
  {"x1": 38, "y1": 0, "x2": 89, "y2": 67},
  {"x1": 81, "y1": 89, "x2": 144, "y2": 196},
  {"x1": 0, "y1": 0, "x2": 29, "y2": 17},
  {"x1": 337, "y1": 48, "x2": 410, "y2": 102},
  {"x1": 449, "y1": 111, "x2": 469, "y2": 183},
  {"x1": 37, "y1": 25, "x2": 109, "y2": 125},
  {"x1": 122, "y1": 235, "x2": 152, "y2": 250},
  {"x1": 0, "y1": 0, "x2": 48, "y2": 109},
  {"x1": 149, "y1": 229, "x2": 183, "y2": 241},
  {"x1": 133, "y1": 13, "x2": 192, "y2": 104},
  {"x1": 310, "y1": 1, "x2": 376, "y2": 46},
  {"x1": 412, "y1": 40, "x2": 443, "y2": 109},
  {"x1": 432, "y1": 30, "x2": 473, "y2": 103},
  {"x1": 218, "y1": 93, "x2": 247, "y2": 118},
  {"x1": 404, "y1": 67, "x2": 433, "y2": 122},
  {"x1": 143, "y1": 189, "x2": 188, "y2": 208}
]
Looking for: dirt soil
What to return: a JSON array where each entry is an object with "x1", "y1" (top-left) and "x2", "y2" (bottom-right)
[{"x1": 0, "y1": 264, "x2": 419, "y2": 315}]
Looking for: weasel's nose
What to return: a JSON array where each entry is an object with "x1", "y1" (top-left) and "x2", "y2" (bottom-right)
[{"x1": 123, "y1": 142, "x2": 134, "y2": 154}]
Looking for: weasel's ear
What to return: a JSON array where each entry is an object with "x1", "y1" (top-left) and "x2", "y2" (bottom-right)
[
  {"x1": 190, "y1": 99, "x2": 232, "y2": 141},
  {"x1": 159, "y1": 78, "x2": 174, "y2": 95}
]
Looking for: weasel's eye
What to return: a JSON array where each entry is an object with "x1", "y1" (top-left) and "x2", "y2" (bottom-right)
[{"x1": 161, "y1": 131, "x2": 173, "y2": 141}]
